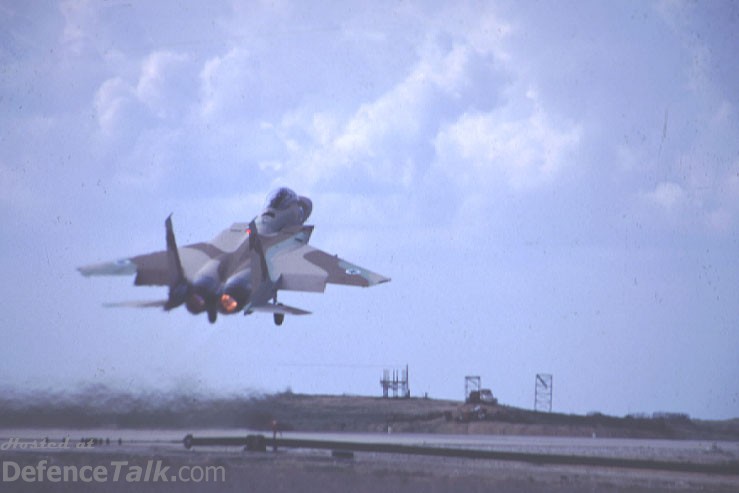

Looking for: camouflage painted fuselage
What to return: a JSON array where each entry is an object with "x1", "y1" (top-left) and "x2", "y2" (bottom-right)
[{"x1": 79, "y1": 188, "x2": 389, "y2": 324}]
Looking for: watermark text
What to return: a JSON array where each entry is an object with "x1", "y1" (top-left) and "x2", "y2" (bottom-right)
[{"x1": 3, "y1": 460, "x2": 225, "y2": 483}]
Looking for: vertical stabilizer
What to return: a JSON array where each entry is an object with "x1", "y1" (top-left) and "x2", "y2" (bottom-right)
[{"x1": 164, "y1": 215, "x2": 188, "y2": 310}]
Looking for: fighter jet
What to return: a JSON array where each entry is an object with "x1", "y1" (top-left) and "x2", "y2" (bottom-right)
[{"x1": 78, "y1": 188, "x2": 390, "y2": 325}]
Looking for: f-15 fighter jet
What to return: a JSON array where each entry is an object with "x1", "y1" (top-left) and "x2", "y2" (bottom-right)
[{"x1": 78, "y1": 188, "x2": 390, "y2": 325}]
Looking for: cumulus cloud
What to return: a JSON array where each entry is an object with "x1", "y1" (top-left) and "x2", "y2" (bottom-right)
[
  {"x1": 640, "y1": 154, "x2": 739, "y2": 232},
  {"x1": 136, "y1": 51, "x2": 192, "y2": 119},
  {"x1": 252, "y1": 36, "x2": 516, "y2": 195},
  {"x1": 643, "y1": 181, "x2": 686, "y2": 210},
  {"x1": 433, "y1": 91, "x2": 582, "y2": 191},
  {"x1": 94, "y1": 50, "x2": 194, "y2": 132},
  {"x1": 94, "y1": 77, "x2": 134, "y2": 133},
  {"x1": 199, "y1": 47, "x2": 251, "y2": 120},
  {"x1": 322, "y1": 45, "x2": 477, "y2": 183},
  {"x1": 638, "y1": 98, "x2": 739, "y2": 232},
  {"x1": 210, "y1": 4, "x2": 584, "y2": 205}
]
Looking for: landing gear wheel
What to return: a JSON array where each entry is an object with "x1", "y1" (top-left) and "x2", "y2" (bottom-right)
[
  {"x1": 273, "y1": 313, "x2": 284, "y2": 326},
  {"x1": 207, "y1": 308, "x2": 217, "y2": 324}
]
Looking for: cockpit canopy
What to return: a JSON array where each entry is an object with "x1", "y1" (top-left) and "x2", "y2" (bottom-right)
[{"x1": 264, "y1": 187, "x2": 298, "y2": 211}]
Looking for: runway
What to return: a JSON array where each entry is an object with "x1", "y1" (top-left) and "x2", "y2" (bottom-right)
[{"x1": 1, "y1": 428, "x2": 738, "y2": 492}]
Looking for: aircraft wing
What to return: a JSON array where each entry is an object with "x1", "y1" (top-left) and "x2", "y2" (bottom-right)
[
  {"x1": 77, "y1": 221, "x2": 253, "y2": 286},
  {"x1": 77, "y1": 252, "x2": 169, "y2": 286},
  {"x1": 271, "y1": 243, "x2": 390, "y2": 293}
]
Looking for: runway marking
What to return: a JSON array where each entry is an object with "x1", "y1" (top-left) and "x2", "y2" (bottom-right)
[{"x1": 183, "y1": 434, "x2": 739, "y2": 476}]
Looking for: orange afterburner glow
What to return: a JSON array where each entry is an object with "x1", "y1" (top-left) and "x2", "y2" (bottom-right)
[{"x1": 220, "y1": 293, "x2": 238, "y2": 313}]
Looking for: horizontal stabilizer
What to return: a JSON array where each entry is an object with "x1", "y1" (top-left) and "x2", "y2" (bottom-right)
[
  {"x1": 102, "y1": 300, "x2": 167, "y2": 308},
  {"x1": 251, "y1": 303, "x2": 311, "y2": 316}
]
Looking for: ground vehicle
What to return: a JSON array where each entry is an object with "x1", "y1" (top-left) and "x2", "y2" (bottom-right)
[
  {"x1": 467, "y1": 389, "x2": 497, "y2": 405},
  {"x1": 479, "y1": 389, "x2": 497, "y2": 404}
]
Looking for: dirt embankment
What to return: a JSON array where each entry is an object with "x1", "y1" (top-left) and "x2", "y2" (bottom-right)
[
  {"x1": 2, "y1": 389, "x2": 737, "y2": 440},
  {"x1": 260, "y1": 394, "x2": 739, "y2": 441}
]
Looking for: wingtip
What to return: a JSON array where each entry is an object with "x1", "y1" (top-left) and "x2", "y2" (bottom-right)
[
  {"x1": 366, "y1": 277, "x2": 390, "y2": 287},
  {"x1": 76, "y1": 259, "x2": 137, "y2": 277},
  {"x1": 369, "y1": 273, "x2": 391, "y2": 286}
]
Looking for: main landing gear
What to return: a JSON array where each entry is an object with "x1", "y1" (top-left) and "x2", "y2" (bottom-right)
[{"x1": 272, "y1": 295, "x2": 285, "y2": 326}]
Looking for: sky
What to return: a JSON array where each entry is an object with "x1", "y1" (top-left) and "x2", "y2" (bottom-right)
[{"x1": 1, "y1": 0, "x2": 738, "y2": 420}]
